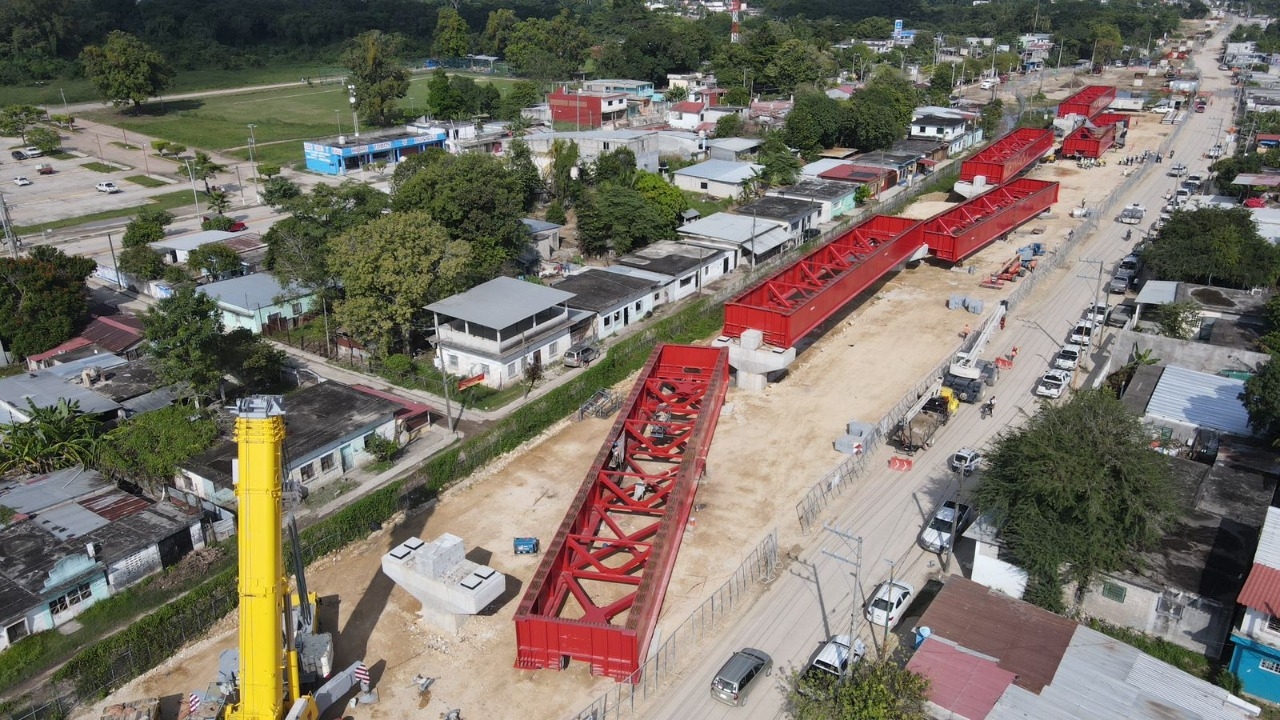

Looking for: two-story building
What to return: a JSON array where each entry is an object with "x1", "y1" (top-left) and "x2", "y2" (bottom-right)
[
  {"x1": 552, "y1": 269, "x2": 659, "y2": 340},
  {"x1": 582, "y1": 79, "x2": 655, "y2": 101},
  {"x1": 547, "y1": 88, "x2": 630, "y2": 129},
  {"x1": 1233, "y1": 506, "x2": 1280, "y2": 703},
  {"x1": 411, "y1": 118, "x2": 510, "y2": 156},
  {"x1": 427, "y1": 276, "x2": 581, "y2": 388},
  {"x1": 521, "y1": 130, "x2": 660, "y2": 175},
  {"x1": 670, "y1": 159, "x2": 763, "y2": 199},
  {"x1": 667, "y1": 101, "x2": 707, "y2": 131},
  {"x1": 197, "y1": 272, "x2": 317, "y2": 335}
]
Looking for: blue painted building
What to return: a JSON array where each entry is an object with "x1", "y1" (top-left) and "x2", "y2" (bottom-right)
[
  {"x1": 1231, "y1": 506, "x2": 1280, "y2": 703},
  {"x1": 303, "y1": 129, "x2": 447, "y2": 176}
]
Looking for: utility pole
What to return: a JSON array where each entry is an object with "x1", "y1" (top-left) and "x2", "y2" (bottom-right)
[
  {"x1": 881, "y1": 559, "x2": 896, "y2": 657},
  {"x1": 821, "y1": 524, "x2": 864, "y2": 681},
  {"x1": 0, "y1": 191, "x2": 18, "y2": 258},
  {"x1": 1080, "y1": 258, "x2": 1107, "y2": 354},
  {"x1": 247, "y1": 124, "x2": 261, "y2": 203},
  {"x1": 105, "y1": 232, "x2": 122, "y2": 289},
  {"x1": 182, "y1": 158, "x2": 201, "y2": 215},
  {"x1": 347, "y1": 84, "x2": 361, "y2": 137}
]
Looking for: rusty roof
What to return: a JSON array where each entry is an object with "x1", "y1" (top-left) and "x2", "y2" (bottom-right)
[
  {"x1": 79, "y1": 490, "x2": 151, "y2": 522},
  {"x1": 915, "y1": 577, "x2": 1075, "y2": 693},
  {"x1": 907, "y1": 636, "x2": 1016, "y2": 718},
  {"x1": 1237, "y1": 564, "x2": 1280, "y2": 616}
]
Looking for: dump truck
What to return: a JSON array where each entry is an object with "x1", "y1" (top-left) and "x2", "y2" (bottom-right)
[{"x1": 892, "y1": 385, "x2": 959, "y2": 454}]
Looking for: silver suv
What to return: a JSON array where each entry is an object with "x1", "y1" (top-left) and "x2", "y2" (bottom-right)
[{"x1": 710, "y1": 648, "x2": 772, "y2": 706}]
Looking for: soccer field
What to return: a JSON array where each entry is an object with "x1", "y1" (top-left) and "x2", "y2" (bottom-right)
[{"x1": 85, "y1": 73, "x2": 515, "y2": 167}]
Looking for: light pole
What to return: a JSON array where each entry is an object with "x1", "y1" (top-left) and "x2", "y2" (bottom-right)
[
  {"x1": 182, "y1": 158, "x2": 201, "y2": 215},
  {"x1": 246, "y1": 124, "x2": 261, "y2": 203},
  {"x1": 334, "y1": 109, "x2": 343, "y2": 137},
  {"x1": 347, "y1": 85, "x2": 360, "y2": 137},
  {"x1": 59, "y1": 88, "x2": 69, "y2": 115}
]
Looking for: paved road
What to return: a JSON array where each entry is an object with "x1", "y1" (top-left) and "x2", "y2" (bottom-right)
[{"x1": 638, "y1": 29, "x2": 1237, "y2": 720}]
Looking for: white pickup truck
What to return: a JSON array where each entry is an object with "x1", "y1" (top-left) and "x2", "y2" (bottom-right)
[{"x1": 1118, "y1": 203, "x2": 1146, "y2": 225}]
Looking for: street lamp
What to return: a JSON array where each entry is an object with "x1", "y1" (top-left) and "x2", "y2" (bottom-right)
[
  {"x1": 182, "y1": 158, "x2": 201, "y2": 215},
  {"x1": 347, "y1": 84, "x2": 360, "y2": 137},
  {"x1": 246, "y1": 124, "x2": 261, "y2": 203},
  {"x1": 334, "y1": 109, "x2": 343, "y2": 137}
]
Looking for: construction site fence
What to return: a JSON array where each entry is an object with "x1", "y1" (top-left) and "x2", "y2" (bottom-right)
[{"x1": 566, "y1": 529, "x2": 779, "y2": 720}]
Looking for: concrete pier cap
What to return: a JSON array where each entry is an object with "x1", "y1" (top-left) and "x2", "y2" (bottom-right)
[{"x1": 713, "y1": 328, "x2": 796, "y2": 391}]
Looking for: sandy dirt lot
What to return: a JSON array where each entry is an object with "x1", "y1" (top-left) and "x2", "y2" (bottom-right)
[{"x1": 78, "y1": 69, "x2": 1175, "y2": 720}]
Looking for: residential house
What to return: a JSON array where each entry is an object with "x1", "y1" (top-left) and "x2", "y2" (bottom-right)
[
  {"x1": 582, "y1": 79, "x2": 655, "y2": 101},
  {"x1": 801, "y1": 158, "x2": 855, "y2": 178},
  {"x1": 151, "y1": 230, "x2": 241, "y2": 265},
  {"x1": 665, "y1": 72, "x2": 715, "y2": 92},
  {"x1": 522, "y1": 218, "x2": 563, "y2": 260},
  {"x1": 302, "y1": 128, "x2": 446, "y2": 175},
  {"x1": 678, "y1": 211, "x2": 791, "y2": 267},
  {"x1": 670, "y1": 159, "x2": 763, "y2": 199},
  {"x1": 706, "y1": 137, "x2": 762, "y2": 162},
  {"x1": 909, "y1": 111, "x2": 971, "y2": 143},
  {"x1": 27, "y1": 314, "x2": 146, "y2": 372},
  {"x1": 411, "y1": 118, "x2": 510, "y2": 156},
  {"x1": 907, "y1": 576, "x2": 1260, "y2": 719},
  {"x1": 851, "y1": 150, "x2": 921, "y2": 186},
  {"x1": 819, "y1": 163, "x2": 896, "y2": 196},
  {"x1": 522, "y1": 130, "x2": 660, "y2": 175},
  {"x1": 699, "y1": 105, "x2": 749, "y2": 133},
  {"x1": 85, "y1": 356, "x2": 182, "y2": 419},
  {"x1": 198, "y1": 272, "x2": 317, "y2": 335},
  {"x1": 177, "y1": 381, "x2": 400, "y2": 513},
  {"x1": 349, "y1": 384, "x2": 436, "y2": 443},
  {"x1": 0, "y1": 364, "x2": 123, "y2": 425},
  {"x1": 610, "y1": 240, "x2": 732, "y2": 303},
  {"x1": 1231, "y1": 503, "x2": 1280, "y2": 703},
  {"x1": 667, "y1": 100, "x2": 708, "y2": 131},
  {"x1": 553, "y1": 269, "x2": 659, "y2": 339},
  {"x1": 427, "y1": 276, "x2": 581, "y2": 388},
  {"x1": 547, "y1": 89, "x2": 629, "y2": 129},
  {"x1": 1174, "y1": 283, "x2": 1273, "y2": 349},
  {"x1": 733, "y1": 196, "x2": 824, "y2": 244},
  {"x1": 749, "y1": 99, "x2": 793, "y2": 126},
  {"x1": 1122, "y1": 364, "x2": 1255, "y2": 443},
  {"x1": 766, "y1": 179, "x2": 858, "y2": 221},
  {"x1": 0, "y1": 468, "x2": 203, "y2": 650},
  {"x1": 655, "y1": 130, "x2": 707, "y2": 162}
]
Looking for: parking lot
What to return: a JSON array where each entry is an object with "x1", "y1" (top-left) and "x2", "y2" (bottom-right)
[{"x1": 2, "y1": 142, "x2": 184, "y2": 226}]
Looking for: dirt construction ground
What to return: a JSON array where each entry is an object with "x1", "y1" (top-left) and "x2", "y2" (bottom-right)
[{"x1": 78, "y1": 69, "x2": 1174, "y2": 720}]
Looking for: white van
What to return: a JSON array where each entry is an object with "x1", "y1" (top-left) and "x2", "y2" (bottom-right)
[{"x1": 980, "y1": 79, "x2": 997, "y2": 90}]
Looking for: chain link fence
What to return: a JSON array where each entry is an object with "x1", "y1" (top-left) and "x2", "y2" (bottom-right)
[{"x1": 567, "y1": 530, "x2": 778, "y2": 720}]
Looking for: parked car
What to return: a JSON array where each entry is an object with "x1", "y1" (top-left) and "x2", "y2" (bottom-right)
[
  {"x1": 1168, "y1": 163, "x2": 1188, "y2": 177},
  {"x1": 1107, "y1": 303, "x2": 1135, "y2": 328},
  {"x1": 1119, "y1": 254, "x2": 1140, "y2": 272},
  {"x1": 202, "y1": 215, "x2": 249, "y2": 232},
  {"x1": 1109, "y1": 271, "x2": 1133, "y2": 294},
  {"x1": 22, "y1": 147, "x2": 41, "y2": 158},
  {"x1": 1207, "y1": 144, "x2": 1224, "y2": 159},
  {"x1": 949, "y1": 447, "x2": 981, "y2": 476},
  {"x1": 865, "y1": 581, "x2": 915, "y2": 629},
  {"x1": 562, "y1": 342, "x2": 600, "y2": 368},
  {"x1": 1054, "y1": 343, "x2": 1084, "y2": 370},
  {"x1": 1036, "y1": 368, "x2": 1074, "y2": 398},
  {"x1": 95, "y1": 181, "x2": 121, "y2": 194},
  {"x1": 1219, "y1": 64, "x2": 1231, "y2": 71},
  {"x1": 919, "y1": 500, "x2": 973, "y2": 553},
  {"x1": 1084, "y1": 303, "x2": 1109, "y2": 325},
  {"x1": 807, "y1": 635, "x2": 866, "y2": 678},
  {"x1": 12, "y1": 176, "x2": 30, "y2": 186},
  {"x1": 1068, "y1": 321, "x2": 1095, "y2": 346},
  {"x1": 35, "y1": 163, "x2": 54, "y2": 175},
  {"x1": 710, "y1": 648, "x2": 773, "y2": 707}
]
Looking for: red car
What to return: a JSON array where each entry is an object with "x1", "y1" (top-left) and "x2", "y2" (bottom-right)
[{"x1": 204, "y1": 216, "x2": 248, "y2": 232}]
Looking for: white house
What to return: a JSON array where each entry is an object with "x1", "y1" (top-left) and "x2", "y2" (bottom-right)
[
  {"x1": 521, "y1": 130, "x2": 660, "y2": 175},
  {"x1": 151, "y1": 230, "x2": 239, "y2": 265},
  {"x1": 678, "y1": 212, "x2": 791, "y2": 267},
  {"x1": 426, "y1": 276, "x2": 580, "y2": 389},
  {"x1": 670, "y1": 159, "x2": 763, "y2": 199},
  {"x1": 610, "y1": 240, "x2": 732, "y2": 304},
  {"x1": 552, "y1": 269, "x2": 659, "y2": 339},
  {"x1": 197, "y1": 272, "x2": 317, "y2": 334},
  {"x1": 909, "y1": 110, "x2": 972, "y2": 143},
  {"x1": 522, "y1": 218, "x2": 563, "y2": 259},
  {"x1": 667, "y1": 101, "x2": 707, "y2": 131}
]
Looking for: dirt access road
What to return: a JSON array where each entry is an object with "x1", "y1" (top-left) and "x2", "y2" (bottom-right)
[{"x1": 79, "y1": 62, "x2": 1183, "y2": 720}]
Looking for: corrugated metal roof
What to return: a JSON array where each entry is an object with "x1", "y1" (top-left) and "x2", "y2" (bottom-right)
[
  {"x1": 0, "y1": 372, "x2": 121, "y2": 419},
  {"x1": 33, "y1": 502, "x2": 107, "y2": 539},
  {"x1": 678, "y1": 212, "x2": 787, "y2": 244},
  {"x1": 1135, "y1": 280, "x2": 1180, "y2": 305},
  {"x1": 1238, "y1": 562, "x2": 1280, "y2": 615},
  {"x1": 907, "y1": 637, "x2": 1015, "y2": 719},
  {"x1": 1253, "y1": 507, "x2": 1280, "y2": 569},
  {"x1": 151, "y1": 230, "x2": 236, "y2": 251},
  {"x1": 672, "y1": 159, "x2": 763, "y2": 183},
  {"x1": 43, "y1": 353, "x2": 129, "y2": 379},
  {"x1": 80, "y1": 490, "x2": 150, "y2": 521},
  {"x1": 426, "y1": 276, "x2": 574, "y2": 330},
  {"x1": 198, "y1": 272, "x2": 307, "y2": 312},
  {"x1": 1145, "y1": 365, "x2": 1253, "y2": 436},
  {"x1": 0, "y1": 468, "x2": 108, "y2": 514}
]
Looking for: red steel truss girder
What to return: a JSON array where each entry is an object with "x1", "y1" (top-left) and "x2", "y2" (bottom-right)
[
  {"x1": 959, "y1": 128, "x2": 1055, "y2": 184},
  {"x1": 923, "y1": 178, "x2": 1060, "y2": 263},
  {"x1": 1056, "y1": 85, "x2": 1117, "y2": 118},
  {"x1": 514, "y1": 344, "x2": 730, "y2": 681},
  {"x1": 721, "y1": 215, "x2": 921, "y2": 348}
]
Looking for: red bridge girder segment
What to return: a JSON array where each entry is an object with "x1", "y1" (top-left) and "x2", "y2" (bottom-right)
[
  {"x1": 1056, "y1": 85, "x2": 1117, "y2": 119},
  {"x1": 514, "y1": 344, "x2": 730, "y2": 682},
  {"x1": 721, "y1": 215, "x2": 923, "y2": 349},
  {"x1": 922, "y1": 178, "x2": 1060, "y2": 263},
  {"x1": 959, "y1": 128, "x2": 1055, "y2": 184}
]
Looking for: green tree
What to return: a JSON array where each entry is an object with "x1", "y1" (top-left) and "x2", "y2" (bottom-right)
[
  {"x1": 0, "y1": 399, "x2": 101, "y2": 474},
  {"x1": 262, "y1": 177, "x2": 301, "y2": 206},
  {"x1": 79, "y1": 31, "x2": 174, "y2": 112},
  {"x1": 433, "y1": 7, "x2": 471, "y2": 59},
  {"x1": 757, "y1": 130, "x2": 800, "y2": 187},
  {"x1": 207, "y1": 190, "x2": 231, "y2": 215},
  {"x1": 975, "y1": 389, "x2": 1175, "y2": 612},
  {"x1": 25, "y1": 125, "x2": 60, "y2": 153},
  {"x1": 135, "y1": 206, "x2": 174, "y2": 228},
  {"x1": 498, "y1": 80, "x2": 544, "y2": 122},
  {"x1": 1145, "y1": 207, "x2": 1280, "y2": 288},
  {"x1": 844, "y1": 70, "x2": 919, "y2": 150},
  {"x1": 724, "y1": 86, "x2": 752, "y2": 106},
  {"x1": 979, "y1": 99, "x2": 1004, "y2": 138},
  {"x1": 1242, "y1": 359, "x2": 1280, "y2": 443},
  {"x1": 426, "y1": 69, "x2": 464, "y2": 120},
  {"x1": 545, "y1": 200, "x2": 567, "y2": 225},
  {"x1": 1153, "y1": 300, "x2": 1201, "y2": 340},
  {"x1": 928, "y1": 62, "x2": 960, "y2": 105},
  {"x1": 256, "y1": 163, "x2": 281, "y2": 180},
  {"x1": 97, "y1": 404, "x2": 218, "y2": 495},
  {"x1": 342, "y1": 30, "x2": 410, "y2": 126},
  {"x1": 784, "y1": 92, "x2": 841, "y2": 158},
  {"x1": 715, "y1": 113, "x2": 745, "y2": 139},
  {"x1": 143, "y1": 286, "x2": 228, "y2": 401},
  {"x1": 117, "y1": 245, "x2": 166, "y2": 281},
  {"x1": 122, "y1": 218, "x2": 165, "y2": 248},
  {"x1": 549, "y1": 139, "x2": 582, "y2": 205},
  {"x1": 634, "y1": 170, "x2": 688, "y2": 225},
  {"x1": 186, "y1": 243, "x2": 241, "y2": 279},
  {"x1": 0, "y1": 245, "x2": 95, "y2": 358},
  {"x1": 592, "y1": 148, "x2": 637, "y2": 186},
  {"x1": 219, "y1": 328, "x2": 286, "y2": 391},
  {"x1": 0, "y1": 105, "x2": 44, "y2": 142},
  {"x1": 285, "y1": 180, "x2": 391, "y2": 236},
  {"x1": 765, "y1": 39, "x2": 826, "y2": 93},
  {"x1": 575, "y1": 185, "x2": 674, "y2": 256},
  {"x1": 507, "y1": 138, "x2": 543, "y2": 210},
  {"x1": 328, "y1": 211, "x2": 472, "y2": 354},
  {"x1": 480, "y1": 8, "x2": 519, "y2": 56},
  {"x1": 787, "y1": 651, "x2": 930, "y2": 720},
  {"x1": 504, "y1": 12, "x2": 591, "y2": 81},
  {"x1": 201, "y1": 215, "x2": 238, "y2": 232},
  {"x1": 189, "y1": 151, "x2": 225, "y2": 195},
  {"x1": 393, "y1": 153, "x2": 528, "y2": 279},
  {"x1": 666, "y1": 86, "x2": 689, "y2": 103}
]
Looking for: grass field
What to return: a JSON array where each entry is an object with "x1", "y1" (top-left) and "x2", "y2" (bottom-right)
[
  {"x1": 14, "y1": 189, "x2": 207, "y2": 234},
  {"x1": 83, "y1": 72, "x2": 516, "y2": 166},
  {"x1": 0, "y1": 63, "x2": 350, "y2": 107},
  {"x1": 81, "y1": 161, "x2": 122, "y2": 173},
  {"x1": 124, "y1": 174, "x2": 167, "y2": 188}
]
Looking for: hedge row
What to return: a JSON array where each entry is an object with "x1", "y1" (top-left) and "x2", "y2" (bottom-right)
[{"x1": 52, "y1": 297, "x2": 727, "y2": 700}]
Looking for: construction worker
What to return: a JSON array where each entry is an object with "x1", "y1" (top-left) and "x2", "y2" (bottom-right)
[
  {"x1": 999, "y1": 315, "x2": 1007, "y2": 331},
  {"x1": 961, "y1": 323, "x2": 971, "y2": 339}
]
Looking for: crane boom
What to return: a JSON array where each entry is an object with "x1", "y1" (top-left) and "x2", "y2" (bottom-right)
[{"x1": 949, "y1": 305, "x2": 1006, "y2": 380}]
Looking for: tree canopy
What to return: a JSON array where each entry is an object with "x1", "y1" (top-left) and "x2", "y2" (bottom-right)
[
  {"x1": 0, "y1": 245, "x2": 96, "y2": 358},
  {"x1": 576, "y1": 185, "x2": 675, "y2": 256},
  {"x1": 1241, "y1": 359, "x2": 1280, "y2": 444},
  {"x1": 786, "y1": 652, "x2": 930, "y2": 720},
  {"x1": 0, "y1": 399, "x2": 101, "y2": 474},
  {"x1": 98, "y1": 404, "x2": 218, "y2": 495},
  {"x1": 79, "y1": 31, "x2": 173, "y2": 111},
  {"x1": 143, "y1": 286, "x2": 228, "y2": 400},
  {"x1": 342, "y1": 30, "x2": 410, "y2": 126},
  {"x1": 974, "y1": 389, "x2": 1175, "y2": 612},
  {"x1": 1145, "y1": 207, "x2": 1280, "y2": 289}
]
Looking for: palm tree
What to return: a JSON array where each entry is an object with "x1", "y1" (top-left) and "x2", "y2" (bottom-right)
[
  {"x1": 208, "y1": 190, "x2": 231, "y2": 214},
  {"x1": 0, "y1": 399, "x2": 102, "y2": 474},
  {"x1": 191, "y1": 151, "x2": 226, "y2": 194}
]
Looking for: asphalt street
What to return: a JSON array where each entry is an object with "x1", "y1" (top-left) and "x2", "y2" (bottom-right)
[{"x1": 638, "y1": 31, "x2": 1237, "y2": 720}]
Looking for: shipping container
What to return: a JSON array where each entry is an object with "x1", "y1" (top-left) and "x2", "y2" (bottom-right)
[
  {"x1": 722, "y1": 215, "x2": 923, "y2": 349},
  {"x1": 921, "y1": 178, "x2": 1060, "y2": 263},
  {"x1": 1062, "y1": 122, "x2": 1117, "y2": 159},
  {"x1": 959, "y1": 128, "x2": 1056, "y2": 184},
  {"x1": 1056, "y1": 85, "x2": 1118, "y2": 119}
]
